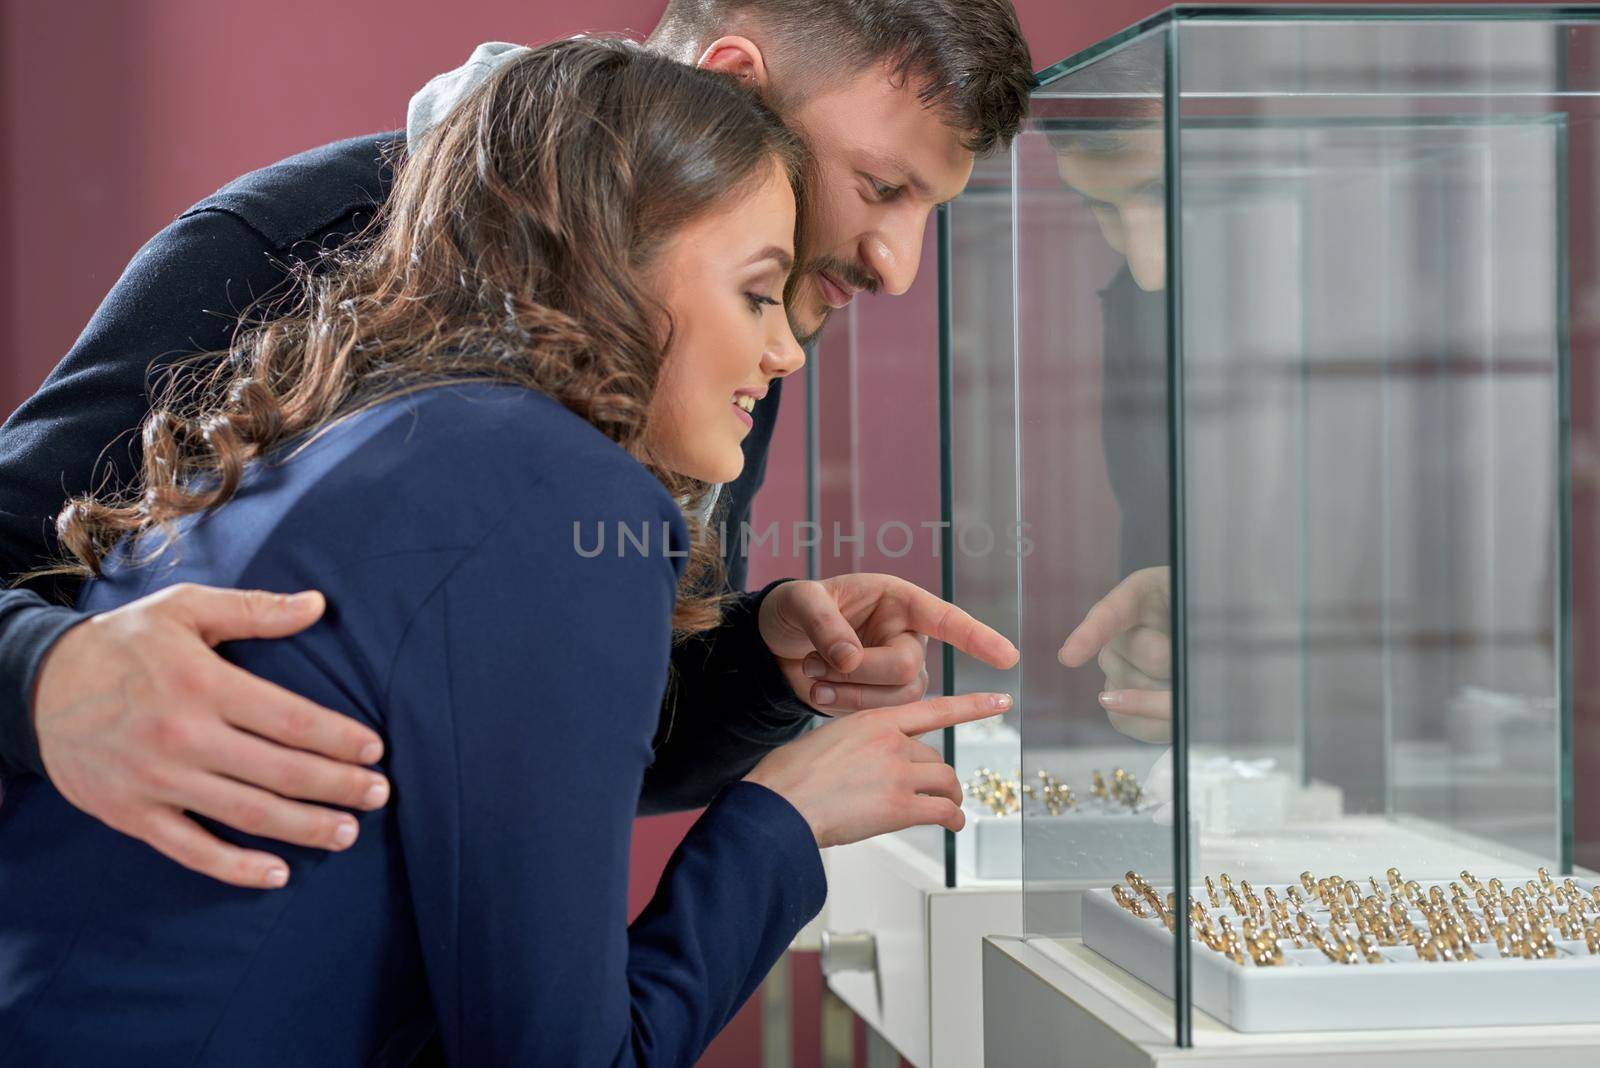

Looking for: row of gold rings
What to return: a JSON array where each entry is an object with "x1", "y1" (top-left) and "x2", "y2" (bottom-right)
[
  {"x1": 1089, "y1": 767, "x2": 1144, "y2": 809},
  {"x1": 1025, "y1": 769, "x2": 1077, "y2": 816},
  {"x1": 963, "y1": 766, "x2": 1143, "y2": 817},
  {"x1": 1110, "y1": 869, "x2": 1600, "y2": 967},
  {"x1": 963, "y1": 768, "x2": 1023, "y2": 816}
]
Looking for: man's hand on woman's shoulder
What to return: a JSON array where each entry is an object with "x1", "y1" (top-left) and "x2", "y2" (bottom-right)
[{"x1": 31, "y1": 583, "x2": 390, "y2": 889}]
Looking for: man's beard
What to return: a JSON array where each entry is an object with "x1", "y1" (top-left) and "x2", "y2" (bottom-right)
[
  {"x1": 790, "y1": 309, "x2": 828, "y2": 349},
  {"x1": 785, "y1": 256, "x2": 879, "y2": 347},
  {"x1": 784, "y1": 272, "x2": 829, "y2": 347}
]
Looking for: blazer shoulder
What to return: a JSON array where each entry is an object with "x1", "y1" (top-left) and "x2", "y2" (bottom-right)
[
  {"x1": 292, "y1": 383, "x2": 683, "y2": 538},
  {"x1": 180, "y1": 131, "x2": 404, "y2": 252},
  {"x1": 423, "y1": 383, "x2": 680, "y2": 517}
]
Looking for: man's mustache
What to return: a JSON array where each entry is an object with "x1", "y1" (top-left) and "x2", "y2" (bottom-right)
[
  {"x1": 783, "y1": 257, "x2": 880, "y2": 347},
  {"x1": 800, "y1": 256, "x2": 879, "y2": 296}
]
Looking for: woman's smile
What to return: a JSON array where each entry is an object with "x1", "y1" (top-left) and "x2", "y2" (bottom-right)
[{"x1": 732, "y1": 388, "x2": 764, "y2": 431}]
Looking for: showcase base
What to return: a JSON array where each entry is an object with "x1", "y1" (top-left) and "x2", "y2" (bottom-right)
[{"x1": 1080, "y1": 879, "x2": 1600, "y2": 1032}]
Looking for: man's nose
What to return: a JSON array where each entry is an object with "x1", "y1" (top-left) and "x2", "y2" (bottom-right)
[
  {"x1": 863, "y1": 210, "x2": 929, "y2": 296},
  {"x1": 1124, "y1": 202, "x2": 1168, "y2": 292}
]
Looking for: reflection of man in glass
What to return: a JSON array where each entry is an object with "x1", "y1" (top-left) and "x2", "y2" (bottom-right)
[
  {"x1": 1053, "y1": 128, "x2": 1166, "y2": 293},
  {"x1": 1046, "y1": 119, "x2": 1175, "y2": 742}
]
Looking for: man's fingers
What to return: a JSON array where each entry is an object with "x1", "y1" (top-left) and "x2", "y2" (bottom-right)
[
  {"x1": 1057, "y1": 568, "x2": 1169, "y2": 668},
  {"x1": 893, "y1": 692, "x2": 1012, "y2": 736},
  {"x1": 784, "y1": 582, "x2": 865, "y2": 672},
  {"x1": 179, "y1": 771, "x2": 365, "y2": 854},
  {"x1": 1059, "y1": 588, "x2": 1143, "y2": 668},
  {"x1": 1098, "y1": 688, "x2": 1171, "y2": 719},
  {"x1": 204, "y1": 726, "x2": 389, "y2": 812},
  {"x1": 803, "y1": 635, "x2": 930, "y2": 712},
  {"x1": 1096, "y1": 644, "x2": 1165, "y2": 693},
  {"x1": 905, "y1": 795, "x2": 965, "y2": 834},
  {"x1": 894, "y1": 581, "x2": 1018, "y2": 670},
  {"x1": 139, "y1": 808, "x2": 291, "y2": 890},
  {"x1": 160, "y1": 584, "x2": 327, "y2": 646},
  {"x1": 218, "y1": 667, "x2": 384, "y2": 765},
  {"x1": 802, "y1": 633, "x2": 926, "y2": 687},
  {"x1": 1107, "y1": 707, "x2": 1172, "y2": 744},
  {"x1": 810, "y1": 676, "x2": 928, "y2": 714},
  {"x1": 907, "y1": 761, "x2": 963, "y2": 807},
  {"x1": 1110, "y1": 624, "x2": 1171, "y2": 680}
]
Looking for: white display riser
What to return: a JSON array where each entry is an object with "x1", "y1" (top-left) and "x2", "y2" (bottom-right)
[
  {"x1": 957, "y1": 806, "x2": 1180, "y2": 881},
  {"x1": 983, "y1": 934, "x2": 1600, "y2": 1067},
  {"x1": 822, "y1": 834, "x2": 1023, "y2": 1068},
  {"x1": 1080, "y1": 880, "x2": 1600, "y2": 1032}
]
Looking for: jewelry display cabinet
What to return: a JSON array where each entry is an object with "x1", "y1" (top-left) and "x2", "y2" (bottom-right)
[{"x1": 961, "y1": 5, "x2": 1600, "y2": 1064}]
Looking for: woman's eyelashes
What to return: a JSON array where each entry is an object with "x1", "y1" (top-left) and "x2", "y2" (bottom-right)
[{"x1": 745, "y1": 292, "x2": 781, "y2": 314}]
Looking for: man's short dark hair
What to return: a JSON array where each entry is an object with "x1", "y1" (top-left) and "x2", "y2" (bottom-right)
[{"x1": 649, "y1": 0, "x2": 1035, "y2": 155}]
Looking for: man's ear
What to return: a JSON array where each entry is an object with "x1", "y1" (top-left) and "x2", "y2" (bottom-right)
[{"x1": 696, "y1": 35, "x2": 770, "y2": 91}]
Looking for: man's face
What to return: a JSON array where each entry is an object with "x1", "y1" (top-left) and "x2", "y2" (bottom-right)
[
  {"x1": 1054, "y1": 129, "x2": 1167, "y2": 292},
  {"x1": 781, "y1": 62, "x2": 976, "y2": 344}
]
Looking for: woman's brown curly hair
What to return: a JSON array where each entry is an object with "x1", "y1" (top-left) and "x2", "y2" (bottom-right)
[{"x1": 49, "y1": 38, "x2": 805, "y2": 636}]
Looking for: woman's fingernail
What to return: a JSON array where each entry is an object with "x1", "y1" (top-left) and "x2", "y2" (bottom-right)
[
  {"x1": 992, "y1": 693, "x2": 1013, "y2": 710},
  {"x1": 333, "y1": 819, "x2": 358, "y2": 849},
  {"x1": 363, "y1": 778, "x2": 390, "y2": 808},
  {"x1": 265, "y1": 866, "x2": 289, "y2": 888},
  {"x1": 359, "y1": 742, "x2": 383, "y2": 764},
  {"x1": 828, "y1": 642, "x2": 858, "y2": 666},
  {"x1": 803, "y1": 656, "x2": 827, "y2": 679},
  {"x1": 813, "y1": 685, "x2": 837, "y2": 706},
  {"x1": 1099, "y1": 691, "x2": 1122, "y2": 709}
]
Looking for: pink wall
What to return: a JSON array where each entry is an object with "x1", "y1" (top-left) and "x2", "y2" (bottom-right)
[
  {"x1": 2, "y1": 2, "x2": 1586, "y2": 1065},
  {"x1": 0, "y1": 0, "x2": 1170, "y2": 416}
]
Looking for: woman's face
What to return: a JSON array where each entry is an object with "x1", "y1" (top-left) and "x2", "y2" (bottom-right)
[{"x1": 647, "y1": 162, "x2": 805, "y2": 484}]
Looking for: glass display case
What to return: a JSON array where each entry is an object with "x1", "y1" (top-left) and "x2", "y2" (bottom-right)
[
  {"x1": 809, "y1": 154, "x2": 1026, "y2": 891},
  {"x1": 947, "y1": 4, "x2": 1600, "y2": 1045}
]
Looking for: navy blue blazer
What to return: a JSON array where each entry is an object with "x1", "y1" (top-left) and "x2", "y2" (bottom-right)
[{"x1": 0, "y1": 383, "x2": 826, "y2": 1065}]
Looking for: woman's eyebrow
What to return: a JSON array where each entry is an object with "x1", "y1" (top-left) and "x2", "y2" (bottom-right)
[{"x1": 743, "y1": 245, "x2": 794, "y2": 272}]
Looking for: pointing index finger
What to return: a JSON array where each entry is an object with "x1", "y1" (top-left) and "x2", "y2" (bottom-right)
[
  {"x1": 1058, "y1": 568, "x2": 1169, "y2": 668},
  {"x1": 898, "y1": 582, "x2": 1018, "y2": 670},
  {"x1": 894, "y1": 692, "x2": 1013, "y2": 736}
]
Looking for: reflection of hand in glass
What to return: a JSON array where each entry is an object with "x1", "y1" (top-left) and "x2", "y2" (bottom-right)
[{"x1": 1057, "y1": 566, "x2": 1171, "y2": 742}]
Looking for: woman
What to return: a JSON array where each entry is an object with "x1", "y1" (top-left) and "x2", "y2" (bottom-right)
[{"x1": 0, "y1": 41, "x2": 1007, "y2": 1065}]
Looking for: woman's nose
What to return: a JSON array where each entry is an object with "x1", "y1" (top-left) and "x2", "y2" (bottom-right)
[{"x1": 763, "y1": 319, "x2": 807, "y2": 378}]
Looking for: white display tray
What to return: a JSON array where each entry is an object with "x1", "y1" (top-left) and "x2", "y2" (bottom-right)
[{"x1": 1081, "y1": 880, "x2": 1600, "y2": 1032}]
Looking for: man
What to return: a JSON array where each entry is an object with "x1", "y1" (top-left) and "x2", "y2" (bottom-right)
[{"x1": 0, "y1": 1, "x2": 1034, "y2": 888}]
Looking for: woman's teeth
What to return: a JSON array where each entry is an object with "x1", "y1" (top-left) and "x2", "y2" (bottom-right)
[{"x1": 734, "y1": 395, "x2": 757, "y2": 413}]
